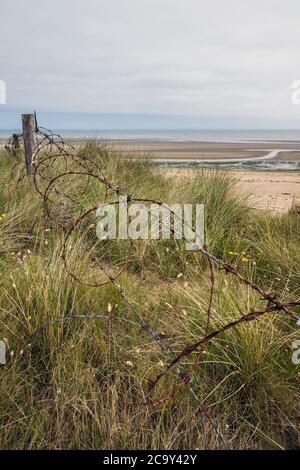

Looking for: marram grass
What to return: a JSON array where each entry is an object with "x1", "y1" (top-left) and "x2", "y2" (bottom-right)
[{"x1": 0, "y1": 146, "x2": 299, "y2": 450}]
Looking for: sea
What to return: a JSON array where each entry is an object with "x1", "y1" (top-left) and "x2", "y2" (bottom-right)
[
  {"x1": 3, "y1": 128, "x2": 300, "y2": 142},
  {"x1": 1, "y1": 128, "x2": 300, "y2": 171}
]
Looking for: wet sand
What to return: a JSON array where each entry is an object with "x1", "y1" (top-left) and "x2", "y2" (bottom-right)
[
  {"x1": 2, "y1": 138, "x2": 300, "y2": 161},
  {"x1": 108, "y1": 140, "x2": 300, "y2": 161}
]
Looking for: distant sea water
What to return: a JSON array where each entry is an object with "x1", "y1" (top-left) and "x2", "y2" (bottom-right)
[
  {"x1": 1, "y1": 128, "x2": 300, "y2": 170},
  {"x1": 1, "y1": 128, "x2": 300, "y2": 142}
]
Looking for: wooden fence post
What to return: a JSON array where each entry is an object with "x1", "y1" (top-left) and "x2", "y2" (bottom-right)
[{"x1": 22, "y1": 114, "x2": 37, "y2": 176}]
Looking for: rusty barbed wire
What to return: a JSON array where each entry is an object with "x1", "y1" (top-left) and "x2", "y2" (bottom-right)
[{"x1": 6, "y1": 126, "x2": 300, "y2": 449}]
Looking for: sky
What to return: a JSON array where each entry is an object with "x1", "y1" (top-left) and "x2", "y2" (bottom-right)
[{"x1": 0, "y1": 0, "x2": 300, "y2": 129}]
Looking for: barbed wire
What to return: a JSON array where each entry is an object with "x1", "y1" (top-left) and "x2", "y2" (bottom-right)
[{"x1": 6, "y1": 126, "x2": 300, "y2": 449}]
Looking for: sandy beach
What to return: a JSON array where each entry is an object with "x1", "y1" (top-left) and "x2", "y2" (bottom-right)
[
  {"x1": 1, "y1": 137, "x2": 299, "y2": 213},
  {"x1": 108, "y1": 139, "x2": 299, "y2": 212},
  {"x1": 107, "y1": 140, "x2": 300, "y2": 212},
  {"x1": 233, "y1": 171, "x2": 300, "y2": 212},
  {"x1": 108, "y1": 140, "x2": 300, "y2": 161},
  {"x1": 161, "y1": 168, "x2": 300, "y2": 213},
  {"x1": 2, "y1": 137, "x2": 300, "y2": 160}
]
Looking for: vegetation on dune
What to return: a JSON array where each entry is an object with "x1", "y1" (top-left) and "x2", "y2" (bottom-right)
[{"x1": 0, "y1": 144, "x2": 299, "y2": 450}]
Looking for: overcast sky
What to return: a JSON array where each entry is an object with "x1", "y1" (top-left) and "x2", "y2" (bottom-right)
[{"x1": 1, "y1": 0, "x2": 300, "y2": 127}]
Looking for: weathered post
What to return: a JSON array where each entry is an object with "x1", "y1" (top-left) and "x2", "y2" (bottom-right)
[
  {"x1": 22, "y1": 114, "x2": 37, "y2": 175},
  {"x1": 12, "y1": 134, "x2": 21, "y2": 157}
]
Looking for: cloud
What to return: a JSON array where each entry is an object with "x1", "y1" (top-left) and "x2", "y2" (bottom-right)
[{"x1": 0, "y1": 0, "x2": 300, "y2": 123}]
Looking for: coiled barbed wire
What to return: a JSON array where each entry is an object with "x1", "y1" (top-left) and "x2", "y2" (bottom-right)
[{"x1": 7, "y1": 125, "x2": 300, "y2": 449}]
